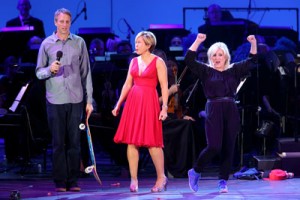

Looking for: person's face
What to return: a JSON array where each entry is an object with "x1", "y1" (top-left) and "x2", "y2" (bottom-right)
[
  {"x1": 210, "y1": 48, "x2": 226, "y2": 71},
  {"x1": 171, "y1": 37, "x2": 182, "y2": 47},
  {"x1": 135, "y1": 37, "x2": 150, "y2": 55},
  {"x1": 17, "y1": 0, "x2": 31, "y2": 17},
  {"x1": 167, "y1": 62, "x2": 178, "y2": 77},
  {"x1": 55, "y1": 13, "x2": 71, "y2": 36},
  {"x1": 207, "y1": 7, "x2": 222, "y2": 23},
  {"x1": 118, "y1": 44, "x2": 132, "y2": 54},
  {"x1": 197, "y1": 52, "x2": 208, "y2": 63},
  {"x1": 90, "y1": 43, "x2": 104, "y2": 56}
]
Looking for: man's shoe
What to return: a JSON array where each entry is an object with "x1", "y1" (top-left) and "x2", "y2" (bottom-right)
[
  {"x1": 55, "y1": 182, "x2": 66, "y2": 192},
  {"x1": 69, "y1": 186, "x2": 81, "y2": 192},
  {"x1": 55, "y1": 187, "x2": 67, "y2": 192},
  {"x1": 188, "y1": 168, "x2": 201, "y2": 192},
  {"x1": 68, "y1": 182, "x2": 81, "y2": 192},
  {"x1": 218, "y1": 179, "x2": 228, "y2": 193}
]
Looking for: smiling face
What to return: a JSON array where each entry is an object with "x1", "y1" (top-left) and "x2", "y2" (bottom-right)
[
  {"x1": 207, "y1": 42, "x2": 231, "y2": 71},
  {"x1": 210, "y1": 48, "x2": 227, "y2": 71},
  {"x1": 55, "y1": 13, "x2": 71, "y2": 38},
  {"x1": 54, "y1": 9, "x2": 72, "y2": 39}
]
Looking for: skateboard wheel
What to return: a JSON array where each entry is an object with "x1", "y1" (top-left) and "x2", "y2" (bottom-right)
[
  {"x1": 85, "y1": 165, "x2": 94, "y2": 173},
  {"x1": 79, "y1": 123, "x2": 86, "y2": 130}
]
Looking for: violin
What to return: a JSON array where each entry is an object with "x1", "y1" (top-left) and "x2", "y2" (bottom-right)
[{"x1": 167, "y1": 65, "x2": 188, "y2": 118}]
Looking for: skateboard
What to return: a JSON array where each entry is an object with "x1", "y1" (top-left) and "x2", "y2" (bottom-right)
[{"x1": 80, "y1": 122, "x2": 102, "y2": 185}]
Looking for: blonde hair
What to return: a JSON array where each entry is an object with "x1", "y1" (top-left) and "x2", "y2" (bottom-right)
[
  {"x1": 207, "y1": 42, "x2": 231, "y2": 69},
  {"x1": 135, "y1": 31, "x2": 156, "y2": 52}
]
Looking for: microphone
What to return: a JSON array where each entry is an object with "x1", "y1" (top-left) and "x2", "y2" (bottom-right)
[
  {"x1": 56, "y1": 51, "x2": 63, "y2": 62},
  {"x1": 123, "y1": 18, "x2": 135, "y2": 34},
  {"x1": 84, "y1": 1, "x2": 87, "y2": 20},
  {"x1": 203, "y1": 7, "x2": 208, "y2": 22},
  {"x1": 248, "y1": 0, "x2": 251, "y2": 16}
]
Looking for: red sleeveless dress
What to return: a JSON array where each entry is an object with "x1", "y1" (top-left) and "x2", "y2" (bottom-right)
[{"x1": 113, "y1": 56, "x2": 164, "y2": 147}]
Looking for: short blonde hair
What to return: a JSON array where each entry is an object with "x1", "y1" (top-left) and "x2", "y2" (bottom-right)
[
  {"x1": 207, "y1": 42, "x2": 231, "y2": 69},
  {"x1": 135, "y1": 31, "x2": 156, "y2": 52}
]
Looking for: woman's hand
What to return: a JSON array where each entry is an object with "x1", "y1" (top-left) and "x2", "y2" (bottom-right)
[
  {"x1": 247, "y1": 35, "x2": 257, "y2": 54},
  {"x1": 189, "y1": 33, "x2": 206, "y2": 51},
  {"x1": 196, "y1": 33, "x2": 207, "y2": 43},
  {"x1": 247, "y1": 35, "x2": 256, "y2": 44},
  {"x1": 159, "y1": 109, "x2": 168, "y2": 121},
  {"x1": 112, "y1": 105, "x2": 120, "y2": 117}
]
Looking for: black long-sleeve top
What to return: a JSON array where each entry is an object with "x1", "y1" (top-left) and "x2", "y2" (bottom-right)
[{"x1": 184, "y1": 50, "x2": 257, "y2": 100}]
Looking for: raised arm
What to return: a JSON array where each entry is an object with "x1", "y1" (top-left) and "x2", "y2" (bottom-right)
[
  {"x1": 189, "y1": 33, "x2": 207, "y2": 52},
  {"x1": 247, "y1": 35, "x2": 257, "y2": 55}
]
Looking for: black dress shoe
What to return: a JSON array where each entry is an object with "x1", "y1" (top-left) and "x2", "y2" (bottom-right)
[
  {"x1": 67, "y1": 182, "x2": 81, "y2": 192},
  {"x1": 55, "y1": 181, "x2": 66, "y2": 192}
]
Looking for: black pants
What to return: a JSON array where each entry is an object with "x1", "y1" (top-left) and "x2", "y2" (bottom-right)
[
  {"x1": 194, "y1": 100, "x2": 240, "y2": 180},
  {"x1": 46, "y1": 101, "x2": 83, "y2": 185}
]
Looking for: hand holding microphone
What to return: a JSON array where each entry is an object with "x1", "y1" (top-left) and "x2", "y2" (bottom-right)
[{"x1": 50, "y1": 51, "x2": 63, "y2": 74}]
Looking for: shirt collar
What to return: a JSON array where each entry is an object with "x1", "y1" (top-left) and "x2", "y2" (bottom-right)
[{"x1": 52, "y1": 31, "x2": 73, "y2": 42}]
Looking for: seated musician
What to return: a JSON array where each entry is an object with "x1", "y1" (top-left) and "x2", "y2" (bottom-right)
[
  {"x1": 6, "y1": 0, "x2": 46, "y2": 39},
  {"x1": 0, "y1": 56, "x2": 28, "y2": 163},
  {"x1": 156, "y1": 57, "x2": 204, "y2": 178}
]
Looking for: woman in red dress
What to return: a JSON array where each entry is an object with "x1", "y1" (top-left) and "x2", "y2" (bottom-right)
[{"x1": 112, "y1": 31, "x2": 169, "y2": 192}]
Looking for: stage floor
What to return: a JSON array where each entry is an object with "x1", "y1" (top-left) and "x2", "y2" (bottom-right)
[
  {"x1": 1, "y1": 139, "x2": 300, "y2": 200},
  {"x1": 1, "y1": 168, "x2": 300, "y2": 199}
]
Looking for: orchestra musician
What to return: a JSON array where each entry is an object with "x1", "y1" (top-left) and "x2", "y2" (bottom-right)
[{"x1": 157, "y1": 57, "x2": 203, "y2": 178}]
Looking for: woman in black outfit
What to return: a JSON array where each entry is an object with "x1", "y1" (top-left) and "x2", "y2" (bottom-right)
[{"x1": 185, "y1": 33, "x2": 257, "y2": 193}]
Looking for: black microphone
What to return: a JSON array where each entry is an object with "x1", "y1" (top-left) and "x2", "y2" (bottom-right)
[
  {"x1": 56, "y1": 51, "x2": 63, "y2": 62},
  {"x1": 203, "y1": 7, "x2": 208, "y2": 22},
  {"x1": 248, "y1": 0, "x2": 251, "y2": 16},
  {"x1": 84, "y1": 1, "x2": 87, "y2": 20},
  {"x1": 123, "y1": 18, "x2": 135, "y2": 34}
]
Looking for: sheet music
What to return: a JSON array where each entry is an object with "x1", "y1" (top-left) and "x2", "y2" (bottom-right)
[
  {"x1": 236, "y1": 78, "x2": 247, "y2": 94},
  {"x1": 9, "y1": 83, "x2": 29, "y2": 112}
]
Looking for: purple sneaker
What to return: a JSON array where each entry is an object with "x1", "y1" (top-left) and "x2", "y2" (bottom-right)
[
  {"x1": 218, "y1": 179, "x2": 228, "y2": 193},
  {"x1": 188, "y1": 169, "x2": 201, "y2": 192}
]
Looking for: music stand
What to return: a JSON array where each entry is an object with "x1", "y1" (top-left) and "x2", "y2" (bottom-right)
[
  {"x1": 0, "y1": 26, "x2": 36, "y2": 63},
  {"x1": 148, "y1": 24, "x2": 190, "y2": 53},
  {"x1": 9, "y1": 83, "x2": 29, "y2": 113},
  {"x1": 77, "y1": 27, "x2": 116, "y2": 49},
  {"x1": 204, "y1": 21, "x2": 248, "y2": 51}
]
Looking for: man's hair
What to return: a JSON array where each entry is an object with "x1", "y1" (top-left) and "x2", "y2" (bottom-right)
[{"x1": 54, "y1": 8, "x2": 72, "y2": 21}]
